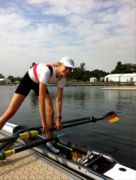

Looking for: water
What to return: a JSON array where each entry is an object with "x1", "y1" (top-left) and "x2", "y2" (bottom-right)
[{"x1": 0, "y1": 85, "x2": 136, "y2": 170}]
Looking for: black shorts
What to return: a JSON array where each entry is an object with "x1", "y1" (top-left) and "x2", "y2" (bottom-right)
[{"x1": 15, "y1": 72, "x2": 49, "y2": 96}]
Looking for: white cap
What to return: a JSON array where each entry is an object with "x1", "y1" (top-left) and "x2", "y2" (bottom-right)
[{"x1": 59, "y1": 57, "x2": 75, "y2": 68}]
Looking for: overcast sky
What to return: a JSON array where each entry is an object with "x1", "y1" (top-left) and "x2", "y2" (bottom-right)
[{"x1": 0, "y1": 0, "x2": 135, "y2": 77}]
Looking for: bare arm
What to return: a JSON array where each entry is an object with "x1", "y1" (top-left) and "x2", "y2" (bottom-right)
[
  {"x1": 56, "y1": 87, "x2": 63, "y2": 130},
  {"x1": 39, "y1": 82, "x2": 48, "y2": 131}
]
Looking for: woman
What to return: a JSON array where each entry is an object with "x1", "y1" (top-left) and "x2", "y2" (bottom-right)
[{"x1": 0, "y1": 56, "x2": 75, "y2": 153}]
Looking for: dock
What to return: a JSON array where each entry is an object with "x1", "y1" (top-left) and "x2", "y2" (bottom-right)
[
  {"x1": 0, "y1": 150, "x2": 70, "y2": 180},
  {"x1": 0, "y1": 133, "x2": 82, "y2": 180}
]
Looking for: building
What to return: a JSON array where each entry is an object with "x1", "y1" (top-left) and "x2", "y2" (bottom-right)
[
  {"x1": 104, "y1": 73, "x2": 136, "y2": 83},
  {"x1": 90, "y1": 77, "x2": 97, "y2": 82},
  {"x1": 0, "y1": 78, "x2": 5, "y2": 82},
  {"x1": 0, "y1": 78, "x2": 11, "y2": 84}
]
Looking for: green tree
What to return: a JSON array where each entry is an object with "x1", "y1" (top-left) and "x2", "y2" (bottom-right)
[
  {"x1": 90, "y1": 69, "x2": 108, "y2": 81},
  {"x1": 68, "y1": 62, "x2": 87, "y2": 81},
  {"x1": 111, "y1": 61, "x2": 136, "y2": 73},
  {"x1": 83, "y1": 70, "x2": 91, "y2": 81},
  {"x1": 112, "y1": 61, "x2": 122, "y2": 73},
  {"x1": 7, "y1": 75, "x2": 21, "y2": 83},
  {"x1": 7, "y1": 76, "x2": 15, "y2": 83},
  {"x1": 80, "y1": 62, "x2": 86, "y2": 71},
  {"x1": 68, "y1": 62, "x2": 108, "y2": 81},
  {"x1": 0, "y1": 74, "x2": 5, "y2": 78}
]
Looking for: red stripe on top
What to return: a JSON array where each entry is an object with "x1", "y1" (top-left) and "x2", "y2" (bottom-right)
[
  {"x1": 33, "y1": 64, "x2": 53, "y2": 82},
  {"x1": 33, "y1": 64, "x2": 38, "y2": 81}
]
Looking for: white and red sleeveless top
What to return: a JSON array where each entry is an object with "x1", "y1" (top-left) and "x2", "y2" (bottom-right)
[{"x1": 28, "y1": 63, "x2": 66, "y2": 88}]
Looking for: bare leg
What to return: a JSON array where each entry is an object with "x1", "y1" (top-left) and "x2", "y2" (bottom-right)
[
  {"x1": 0, "y1": 93, "x2": 26, "y2": 129},
  {"x1": 45, "y1": 93, "x2": 54, "y2": 139}
]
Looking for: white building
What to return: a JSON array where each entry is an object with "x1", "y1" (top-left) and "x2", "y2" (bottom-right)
[
  {"x1": 0, "y1": 78, "x2": 5, "y2": 82},
  {"x1": 104, "y1": 73, "x2": 136, "y2": 83},
  {"x1": 90, "y1": 77, "x2": 97, "y2": 82},
  {"x1": 0, "y1": 78, "x2": 11, "y2": 84}
]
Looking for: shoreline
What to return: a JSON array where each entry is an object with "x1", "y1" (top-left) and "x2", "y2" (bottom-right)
[
  {"x1": 102, "y1": 86, "x2": 136, "y2": 90},
  {"x1": 0, "y1": 83, "x2": 136, "y2": 88}
]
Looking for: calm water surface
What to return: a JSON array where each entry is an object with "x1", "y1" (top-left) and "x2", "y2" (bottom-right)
[{"x1": 0, "y1": 85, "x2": 136, "y2": 170}]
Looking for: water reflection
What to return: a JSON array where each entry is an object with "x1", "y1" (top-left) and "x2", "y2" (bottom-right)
[{"x1": 103, "y1": 90, "x2": 136, "y2": 113}]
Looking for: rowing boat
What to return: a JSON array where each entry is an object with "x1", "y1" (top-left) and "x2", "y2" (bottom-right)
[{"x1": 1, "y1": 122, "x2": 136, "y2": 180}]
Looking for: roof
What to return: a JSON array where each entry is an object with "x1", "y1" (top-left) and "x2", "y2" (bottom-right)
[
  {"x1": 0, "y1": 78, "x2": 5, "y2": 81},
  {"x1": 105, "y1": 73, "x2": 136, "y2": 77}
]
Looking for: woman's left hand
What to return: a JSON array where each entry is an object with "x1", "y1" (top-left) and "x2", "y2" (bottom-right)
[{"x1": 56, "y1": 118, "x2": 62, "y2": 131}]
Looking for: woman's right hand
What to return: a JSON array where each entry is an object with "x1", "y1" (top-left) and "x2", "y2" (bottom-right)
[{"x1": 42, "y1": 123, "x2": 50, "y2": 134}]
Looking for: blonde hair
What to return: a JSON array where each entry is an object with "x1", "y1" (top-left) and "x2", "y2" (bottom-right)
[{"x1": 53, "y1": 62, "x2": 62, "y2": 67}]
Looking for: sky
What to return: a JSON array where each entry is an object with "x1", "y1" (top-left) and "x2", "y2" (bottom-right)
[{"x1": 0, "y1": 0, "x2": 136, "y2": 77}]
